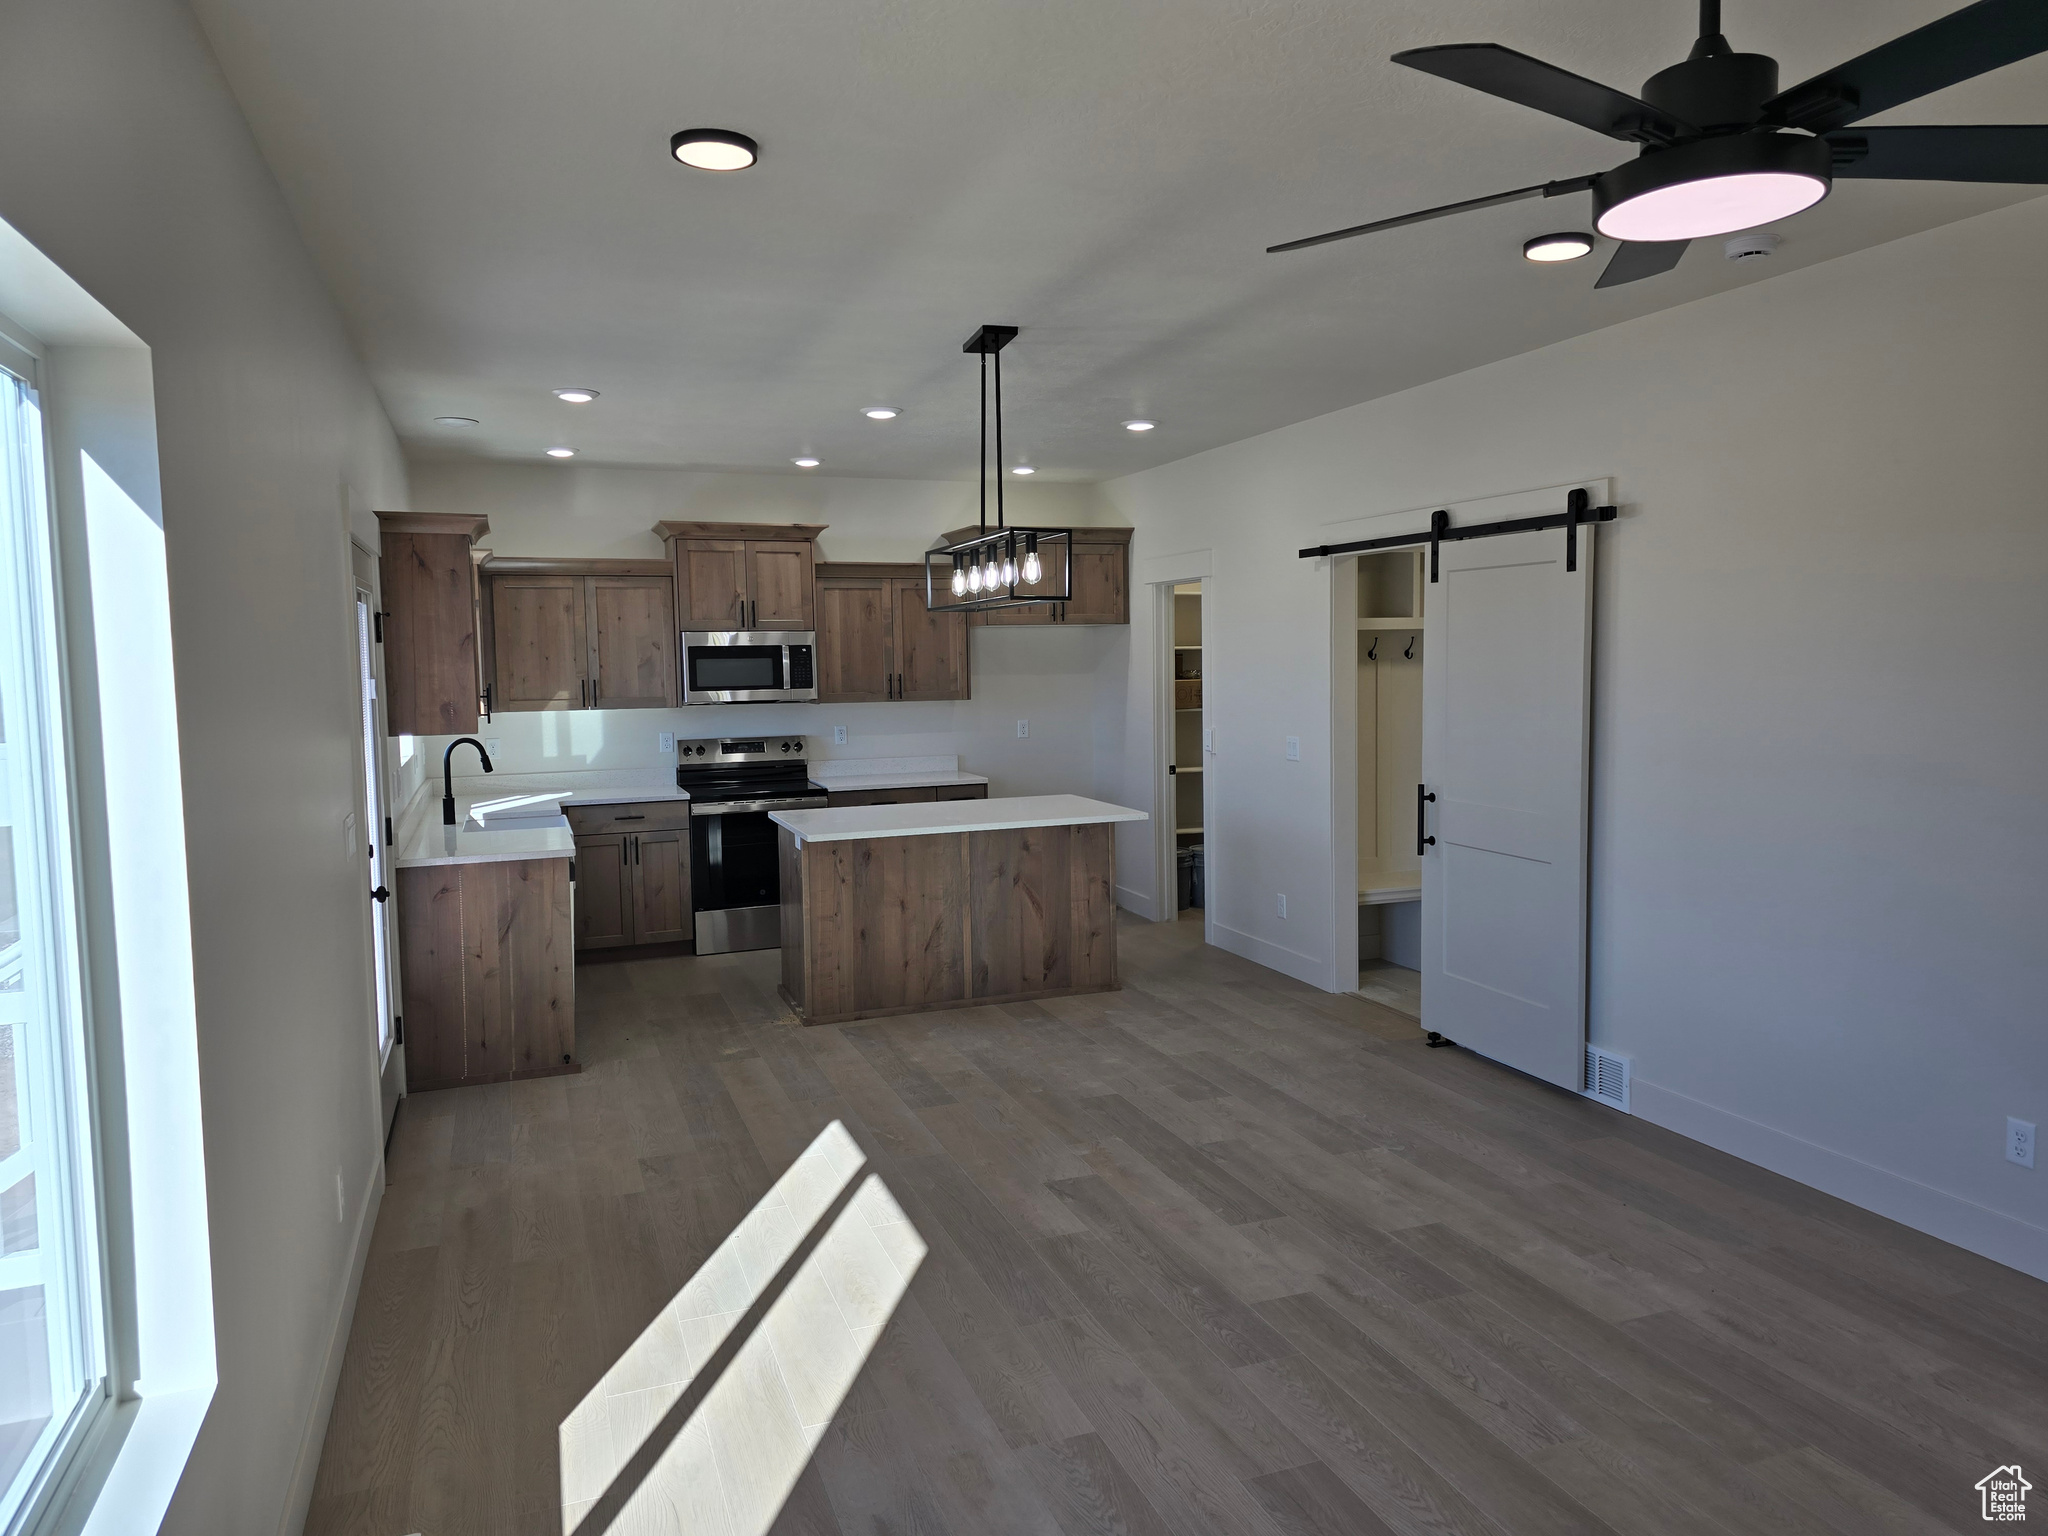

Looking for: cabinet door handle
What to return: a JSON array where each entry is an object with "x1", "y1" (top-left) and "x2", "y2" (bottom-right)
[
  {"x1": 632, "y1": 835, "x2": 640, "y2": 864},
  {"x1": 614, "y1": 813, "x2": 645, "y2": 822},
  {"x1": 1418, "y1": 784, "x2": 1437, "y2": 856},
  {"x1": 580, "y1": 678, "x2": 587, "y2": 707}
]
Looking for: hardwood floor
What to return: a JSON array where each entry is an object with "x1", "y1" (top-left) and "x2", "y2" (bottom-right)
[{"x1": 307, "y1": 912, "x2": 2045, "y2": 1536}]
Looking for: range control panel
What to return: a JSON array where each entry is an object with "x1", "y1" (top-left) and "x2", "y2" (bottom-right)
[{"x1": 676, "y1": 737, "x2": 807, "y2": 762}]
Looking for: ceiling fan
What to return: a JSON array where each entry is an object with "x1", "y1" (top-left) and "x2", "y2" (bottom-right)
[{"x1": 1269, "y1": 0, "x2": 2048, "y2": 287}]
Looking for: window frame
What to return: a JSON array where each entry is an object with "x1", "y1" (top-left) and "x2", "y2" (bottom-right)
[{"x1": 0, "y1": 321, "x2": 114, "y2": 1536}]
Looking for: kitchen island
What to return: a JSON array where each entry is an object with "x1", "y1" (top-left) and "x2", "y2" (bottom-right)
[
  {"x1": 392, "y1": 794, "x2": 581, "y2": 1092},
  {"x1": 770, "y1": 795, "x2": 1146, "y2": 1025}
]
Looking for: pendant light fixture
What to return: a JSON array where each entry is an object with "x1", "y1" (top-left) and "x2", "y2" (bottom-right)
[{"x1": 927, "y1": 324, "x2": 1074, "y2": 614}]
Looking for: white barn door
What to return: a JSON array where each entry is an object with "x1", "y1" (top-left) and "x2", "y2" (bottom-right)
[{"x1": 1420, "y1": 525, "x2": 1593, "y2": 1090}]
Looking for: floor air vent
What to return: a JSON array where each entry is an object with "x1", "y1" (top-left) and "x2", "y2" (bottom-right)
[{"x1": 1584, "y1": 1045, "x2": 1630, "y2": 1112}]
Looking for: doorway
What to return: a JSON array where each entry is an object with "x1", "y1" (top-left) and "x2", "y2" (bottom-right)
[
  {"x1": 1354, "y1": 551, "x2": 1423, "y2": 1016},
  {"x1": 1152, "y1": 579, "x2": 1210, "y2": 932},
  {"x1": 351, "y1": 542, "x2": 402, "y2": 1138}
]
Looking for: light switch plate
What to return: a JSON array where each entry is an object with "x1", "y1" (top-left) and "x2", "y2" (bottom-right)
[
  {"x1": 1203, "y1": 727, "x2": 1213, "y2": 753},
  {"x1": 343, "y1": 812, "x2": 357, "y2": 858},
  {"x1": 1285, "y1": 735, "x2": 1300, "y2": 761}
]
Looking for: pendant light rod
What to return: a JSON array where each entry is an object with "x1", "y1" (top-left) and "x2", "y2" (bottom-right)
[
  {"x1": 979, "y1": 351, "x2": 988, "y2": 536},
  {"x1": 962, "y1": 324, "x2": 1017, "y2": 533},
  {"x1": 995, "y1": 343, "x2": 1005, "y2": 531}
]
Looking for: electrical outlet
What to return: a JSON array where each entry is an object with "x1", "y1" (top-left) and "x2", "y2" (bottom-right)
[
  {"x1": 1017, "y1": 719, "x2": 1029, "y2": 738},
  {"x1": 2010, "y1": 1117, "x2": 2036, "y2": 1168},
  {"x1": 334, "y1": 1169, "x2": 345, "y2": 1222},
  {"x1": 659, "y1": 732, "x2": 675, "y2": 753},
  {"x1": 1285, "y1": 735, "x2": 1300, "y2": 761},
  {"x1": 1277, "y1": 893, "x2": 1287, "y2": 918},
  {"x1": 833, "y1": 725, "x2": 847, "y2": 745},
  {"x1": 485, "y1": 736, "x2": 502, "y2": 756}
]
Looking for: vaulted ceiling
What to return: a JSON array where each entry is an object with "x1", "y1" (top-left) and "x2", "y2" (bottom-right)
[{"x1": 191, "y1": 0, "x2": 2045, "y2": 480}]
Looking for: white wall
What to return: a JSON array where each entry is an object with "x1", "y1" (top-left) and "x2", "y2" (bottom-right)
[
  {"x1": 404, "y1": 460, "x2": 1130, "y2": 797},
  {"x1": 1098, "y1": 197, "x2": 2048, "y2": 1280},
  {"x1": 0, "y1": 1, "x2": 408, "y2": 1530}
]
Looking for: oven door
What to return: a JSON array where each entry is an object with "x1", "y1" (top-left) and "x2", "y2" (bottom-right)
[{"x1": 689, "y1": 802, "x2": 832, "y2": 953}]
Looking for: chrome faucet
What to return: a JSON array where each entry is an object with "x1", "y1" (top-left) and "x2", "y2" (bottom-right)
[{"x1": 443, "y1": 736, "x2": 494, "y2": 824}]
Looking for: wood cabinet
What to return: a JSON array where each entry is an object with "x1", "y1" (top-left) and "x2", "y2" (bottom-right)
[
  {"x1": 481, "y1": 560, "x2": 677, "y2": 712},
  {"x1": 376, "y1": 512, "x2": 489, "y2": 735},
  {"x1": 824, "y1": 784, "x2": 986, "y2": 808},
  {"x1": 957, "y1": 527, "x2": 1132, "y2": 627},
  {"x1": 815, "y1": 563, "x2": 971, "y2": 702},
  {"x1": 397, "y1": 855, "x2": 575, "y2": 1091},
  {"x1": 655, "y1": 521, "x2": 826, "y2": 632},
  {"x1": 566, "y1": 802, "x2": 693, "y2": 951}
]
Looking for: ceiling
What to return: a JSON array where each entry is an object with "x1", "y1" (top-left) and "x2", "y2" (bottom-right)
[{"x1": 190, "y1": 0, "x2": 2046, "y2": 482}]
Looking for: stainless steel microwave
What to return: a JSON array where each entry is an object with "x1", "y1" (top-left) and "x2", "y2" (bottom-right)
[{"x1": 681, "y1": 631, "x2": 817, "y2": 704}]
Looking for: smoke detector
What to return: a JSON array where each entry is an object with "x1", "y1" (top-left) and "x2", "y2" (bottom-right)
[{"x1": 1724, "y1": 232, "x2": 1781, "y2": 263}]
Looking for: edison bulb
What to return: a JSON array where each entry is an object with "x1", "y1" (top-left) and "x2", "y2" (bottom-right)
[
  {"x1": 951, "y1": 565, "x2": 967, "y2": 596},
  {"x1": 966, "y1": 562, "x2": 983, "y2": 593},
  {"x1": 1022, "y1": 550, "x2": 1042, "y2": 583}
]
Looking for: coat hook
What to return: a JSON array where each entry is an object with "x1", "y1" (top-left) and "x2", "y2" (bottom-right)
[
  {"x1": 1403, "y1": 634, "x2": 1416, "y2": 660},
  {"x1": 1366, "y1": 635, "x2": 1378, "y2": 661}
]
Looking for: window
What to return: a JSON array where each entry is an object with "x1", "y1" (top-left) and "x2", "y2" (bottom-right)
[{"x1": 0, "y1": 346, "x2": 104, "y2": 1530}]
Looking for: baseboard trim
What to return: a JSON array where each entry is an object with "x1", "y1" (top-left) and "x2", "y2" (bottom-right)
[
  {"x1": 1209, "y1": 921, "x2": 1326, "y2": 989},
  {"x1": 1630, "y1": 1076, "x2": 2048, "y2": 1283},
  {"x1": 277, "y1": 1157, "x2": 385, "y2": 1535},
  {"x1": 1116, "y1": 884, "x2": 1163, "y2": 922}
]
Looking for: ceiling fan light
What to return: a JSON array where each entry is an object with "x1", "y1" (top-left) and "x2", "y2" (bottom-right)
[
  {"x1": 1594, "y1": 133, "x2": 1831, "y2": 243},
  {"x1": 1523, "y1": 231, "x2": 1594, "y2": 262},
  {"x1": 671, "y1": 129, "x2": 759, "y2": 171}
]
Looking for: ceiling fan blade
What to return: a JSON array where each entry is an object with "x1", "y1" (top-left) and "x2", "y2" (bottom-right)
[
  {"x1": 1825, "y1": 124, "x2": 2048, "y2": 181},
  {"x1": 1266, "y1": 174, "x2": 1598, "y2": 253},
  {"x1": 1394, "y1": 44, "x2": 1695, "y2": 144},
  {"x1": 1765, "y1": 0, "x2": 2048, "y2": 131},
  {"x1": 1594, "y1": 239, "x2": 1689, "y2": 288}
]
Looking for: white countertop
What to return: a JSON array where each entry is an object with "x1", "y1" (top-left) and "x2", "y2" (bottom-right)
[
  {"x1": 771, "y1": 794, "x2": 1145, "y2": 844},
  {"x1": 446, "y1": 769, "x2": 690, "y2": 807},
  {"x1": 396, "y1": 806, "x2": 575, "y2": 870},
  {"x1": 808, "y1": 754, "x2": 988, "y2": 793}
]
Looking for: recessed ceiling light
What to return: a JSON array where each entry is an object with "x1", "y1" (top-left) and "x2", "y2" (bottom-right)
[
  {"x1": 671, "y1": 129, "x2": 759, "y2": 171},
  {"x1": 545, "y1": 447, "x2": 575, "y2": 458},
  {"x1": 1011, "y1": 464, "x2": 1036, "y2": 476},
  {"x1": 553, "y1": 388, "x2": 599, "y2": 404},
  {"x1": 1123, "y1": 419, "x2": 1155, "y2": 432},
  {"x1": 791, "y1": 456, "x2": 820, "y2": 468},
  {"x1": 861, "y1": 406, "x2": 901, "y2": 421},
  {"x1": 434, "y1": 416, "x2": 479, "y2": 427},
  {"x1": 1594, "y1": 134, "x2": 1829, "y2": 243},
  {"x1": 1523, "y1": 232, "x2": 1593, "y2": 263}
]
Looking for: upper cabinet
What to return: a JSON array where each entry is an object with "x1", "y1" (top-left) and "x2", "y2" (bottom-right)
[
  {"x1": 376, "y1": 512, "x2": 489, "y2": 736},
  {"x1": 957, "y1": 527, "x2": 1132, "y2": 626},
  {"x1": 815, "y1": 564, "x2": 970, "y2": 702},
  {"x1": 656, "y1": 521, "x2": 826, "y2": 632},
  {"x1": 479, "y1": 559, "x2": 677, "y2": 712}
]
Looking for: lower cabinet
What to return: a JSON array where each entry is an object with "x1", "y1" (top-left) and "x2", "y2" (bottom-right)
[
  {"x1": 824, "y1": 784, "x2": 987, "y2": 808},
  {"x1": 397, "y1": 856, "x2": 576, "y2": 1091},
  {"x1": 568, "y1": 801, "x2": 694, "y2": 951}
]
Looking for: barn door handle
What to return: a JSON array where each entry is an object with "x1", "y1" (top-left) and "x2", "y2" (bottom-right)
[{"x1": 1417, "y1": 785, "x2": 1437, "y2": 856}]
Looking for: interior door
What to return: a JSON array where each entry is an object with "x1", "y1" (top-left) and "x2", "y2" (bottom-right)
[
  {"x1": 745, "y1": 541, "x2": 814, "y2": 629},
  {"x1": 491, "y1": 575, "x2": 587, "y2": 709},
  {"x1": 816, "y1": 579, "x2": 892, "y2": 701},
  {"x1": 630, "y1": 830, "x2": 692, "y2": 944},
  {"x1": 1420, "y1": 526, "x2": 1593, "y2": 1090},
  {"x1": 890, "y1": 577, "x2": 968, "y2": 699},
  {"x1": 588, "y1": 576, "x2": 678, "y2": 708},
  {"x1": 351, "y1": 545, "x2": 403, "y2": 1137}
]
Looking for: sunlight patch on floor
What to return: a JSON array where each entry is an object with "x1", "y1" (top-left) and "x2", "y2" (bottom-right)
[{"x1": 560, "y1": 1120, "x2": 925, "y2": 1535}]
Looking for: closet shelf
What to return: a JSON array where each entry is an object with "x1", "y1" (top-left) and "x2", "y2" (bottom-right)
[
  {"x1": 1175, "y1": 825, "x2": 1204, "y2": 835},
  {"x1": 1358, "y1": 616, "x2": 1421, "y2": 629}
]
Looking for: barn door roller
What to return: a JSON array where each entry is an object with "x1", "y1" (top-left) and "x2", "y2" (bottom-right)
[{"x1": 1301, "y1": 487, "x2": 1616, "y2": 578}]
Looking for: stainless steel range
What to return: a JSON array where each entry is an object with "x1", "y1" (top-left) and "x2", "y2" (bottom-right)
[{"x1": 677, "y1": 735, "x2": 825, "y2": 954}]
